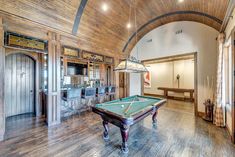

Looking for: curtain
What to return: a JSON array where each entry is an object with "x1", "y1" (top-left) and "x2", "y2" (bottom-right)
[{"x1": 214, "y1": 33, "x2": 226, "y2": 127}]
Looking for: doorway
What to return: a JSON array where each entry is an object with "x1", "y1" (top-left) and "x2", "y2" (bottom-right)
[
  {"x1": 142, "y1": 53, "x2": 198, "y2": 115},
  {"x1": 5, "y1": 53, "x2": 35, "y2": 117},
  {"x1": 119, "y1": 72, "x2": 130, "y2": 98}
]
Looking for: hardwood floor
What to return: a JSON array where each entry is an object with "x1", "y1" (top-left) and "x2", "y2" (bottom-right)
[
  {"x1": 0, "y1": 103, "x2": 234, "y2": 157},
  {"x1": 165, "y1": 100, "x2": 194, "y2": 114}
]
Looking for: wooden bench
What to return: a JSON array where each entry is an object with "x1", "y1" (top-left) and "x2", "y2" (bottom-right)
[{"x1": 158, "y1": 87, "x2": 194, "y2": 102}]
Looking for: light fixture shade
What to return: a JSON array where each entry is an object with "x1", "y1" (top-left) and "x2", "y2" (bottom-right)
[{"x1": 114, "y1": 58, "x2": 148, "y2": 73}]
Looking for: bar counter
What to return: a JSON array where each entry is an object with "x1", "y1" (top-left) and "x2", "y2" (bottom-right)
[{"x1": 60, "y1": 86, "x2": 116, "y2": 118}]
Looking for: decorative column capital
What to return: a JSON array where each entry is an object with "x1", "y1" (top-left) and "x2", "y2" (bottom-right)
[{"x1": 218, "y1": 33, "x2": 225, "y2": 44}]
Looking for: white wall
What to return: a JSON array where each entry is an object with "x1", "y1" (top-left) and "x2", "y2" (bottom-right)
[
  {"x1": 129, "y1": 21, "x2": 219, "y2": 112},
  {"x1": 144, "y1": 62, "x2": 173, "y2": 95},
  {"x1": 129, "y1": 52, "x2": 142, "y2": 96},
  {"x1": 129, "y1": 73, "x2": 141, "y2": 96}
]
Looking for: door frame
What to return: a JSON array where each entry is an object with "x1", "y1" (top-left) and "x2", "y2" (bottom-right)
[
  {"x1": 232, "y1": 29, "x2": 235, "y2": 143},
  {"x1": 5, "y1": 49, "x2": 41, "y2": 117},
  {"x1": 223, "y1": 27, "x2": 235, "y2": 143},
  {"x1": 221, "y1": 27, "x2": 235, "y2": 143},
  {"x1": 141, "y1": 52, "x2": 198, "y2": 116}
]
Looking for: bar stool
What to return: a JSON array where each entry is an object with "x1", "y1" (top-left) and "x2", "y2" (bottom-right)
[
  {"x1": 81, "y1": 87, "x2": 96, "y2": 111},
  {"x1": 96, "y1": 86, "x2": 106, "y2": 104}
]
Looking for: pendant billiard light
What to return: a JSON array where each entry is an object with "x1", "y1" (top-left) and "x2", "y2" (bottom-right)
[
  {"x1": 114, "y1": 57, "x2": 148, "y2": 73},
  {"x1": 114, "y1": 0, "x2": 148, "y2": 73}
]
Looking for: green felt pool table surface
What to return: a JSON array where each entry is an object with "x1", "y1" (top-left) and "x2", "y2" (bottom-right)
[{"x1": 95, "y1": 95, "x2": 164, "y2": 118}]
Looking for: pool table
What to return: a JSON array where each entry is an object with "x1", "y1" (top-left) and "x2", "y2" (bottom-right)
[{"x1": 91, "y1": 95, "x2": 166, "y2": 153}]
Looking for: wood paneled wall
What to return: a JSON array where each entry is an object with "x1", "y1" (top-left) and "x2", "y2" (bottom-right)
[{"x1": 0, "y1": 17, "x2": 5, "y2": 141}]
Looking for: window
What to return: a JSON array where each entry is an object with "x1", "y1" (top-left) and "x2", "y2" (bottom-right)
[
  {"x1": 223, "y1": 44, "x2": 232, "y2": 111},
  {"x1": 42, "y1": 54, "x2": 48, "y2": 91}
]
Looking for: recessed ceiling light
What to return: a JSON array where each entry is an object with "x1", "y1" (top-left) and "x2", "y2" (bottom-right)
[
  {"x1": 127, "y1": 23, "x2": 131, "y2": 29},
  {"x1": 102, "y1": 3, "x2": 108, "y2": 11},
  {"x1": 178, "y1": 0, "x2": 184, "y2": 3}
]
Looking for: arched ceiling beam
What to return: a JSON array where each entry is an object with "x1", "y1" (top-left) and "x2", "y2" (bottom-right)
[
  {"x1": 122, "y1": 11, "x2": 223, "y2": 52},
  {"x1": 72, "y1": 0, "x2": 88, "y2": 35}
]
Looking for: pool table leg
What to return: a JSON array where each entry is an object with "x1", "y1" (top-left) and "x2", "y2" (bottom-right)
[
  {"x1": 102, "y1": 121, "x2": 109, "y2": 140},
  {"x1": 152, "y1": 109, "x2": 158, "y2": 124},
  {"x1": 120, "y1": 126, "x2": 129, "y2": 154}
]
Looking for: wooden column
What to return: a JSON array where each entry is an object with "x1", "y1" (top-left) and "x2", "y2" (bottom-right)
[
  {"x1": 124, "y1": 73, "x2": 130, "y2": 97},
  {"x1": 0, "y1": 17, "x2": 5, "y2": 141},
  {"x1": 47, "y1": 32, "x2": 61, "y2": 126},
  {"x1": 114, "y1": 58, "x2": 120, "y2": 99}
]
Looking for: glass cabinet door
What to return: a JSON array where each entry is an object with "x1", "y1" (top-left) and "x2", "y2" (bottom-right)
[
  {"x1": 42, "y1": 54, "x2": 48, "y2": 91},
  {"x1": 89, "y1": 63, "x2": 100, "y2": 80}
]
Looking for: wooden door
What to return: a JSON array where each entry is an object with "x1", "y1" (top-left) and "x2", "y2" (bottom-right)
[
  {"x1": 5, "y1": 53, "x2": 35, "y2": 117},
  {"x1": 106, "y1": 66, "x2": 111, "y2": 85}
]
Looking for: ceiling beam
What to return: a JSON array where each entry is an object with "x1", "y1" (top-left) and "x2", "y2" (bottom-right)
[
  {"x1": 122, "y1": 11, "x2": 223, "y2": 53},
  {"x1": 220, "y1": 0, "x2": 235, "y2": 32},
  {"x1": 72, "y1": 0, "x2": 88, "y2": 35}
]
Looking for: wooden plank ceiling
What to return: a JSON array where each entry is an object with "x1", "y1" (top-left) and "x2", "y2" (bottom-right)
[{"x1": 0, "y1": 0, "x2": 229, "y2": 55}]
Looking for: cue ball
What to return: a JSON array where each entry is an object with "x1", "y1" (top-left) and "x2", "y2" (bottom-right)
[{"x1": 121, "y1": 105, "x2": 124, "y2": 108}]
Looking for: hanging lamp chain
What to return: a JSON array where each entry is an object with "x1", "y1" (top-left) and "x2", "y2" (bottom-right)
[
  {"x1": 126, "y1": 0, "x2": 132, "y2": 59},
  {"x1": 134, "y1": 0, "x2": 139, "y2": 62}
]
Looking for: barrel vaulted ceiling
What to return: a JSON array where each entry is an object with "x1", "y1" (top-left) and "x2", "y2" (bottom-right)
[{"x1": 0, "y1": 0, "x2": 229, "y2": 55}]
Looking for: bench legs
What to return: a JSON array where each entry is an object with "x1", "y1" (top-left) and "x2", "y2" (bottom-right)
[{"x1": 190, "y1": 92, "x2": 193, "y2": 102}]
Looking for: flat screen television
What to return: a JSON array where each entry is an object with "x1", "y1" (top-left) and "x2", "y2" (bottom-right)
[{"x1": 67, "y1": 62, "x2": 87, "y2": 75}]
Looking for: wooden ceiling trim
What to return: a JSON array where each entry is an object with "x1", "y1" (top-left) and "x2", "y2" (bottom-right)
[
  {"x1": 122, "y1": 10, "x2": 223, "y2": 52},
  {"x1": 72, "y1": 0, "x2": 88, "y2": 35}
]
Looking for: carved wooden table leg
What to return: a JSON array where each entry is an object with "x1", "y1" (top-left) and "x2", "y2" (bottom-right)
[
  {"x1": 120, "y1": 126, "x2": 129, "y2": 154},
  {"x1": 102, "y1": 121, "x2": 109, "y2": 140},
  {"x1": 152, "y1": 109, "x2": 158, "y2": 124}
]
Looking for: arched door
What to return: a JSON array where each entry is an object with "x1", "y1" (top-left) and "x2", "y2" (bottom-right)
[{"x1": 5, "y1": 53, "x2": 35, "y2": 117}]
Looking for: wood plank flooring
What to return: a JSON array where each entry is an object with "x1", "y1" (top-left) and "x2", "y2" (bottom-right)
[
  {"x1": 165, "y1": 100, "x2": 194, "y2": 114},
  {"x1": 0, "y1": 102, "x2": 234, "y2": 157}
]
